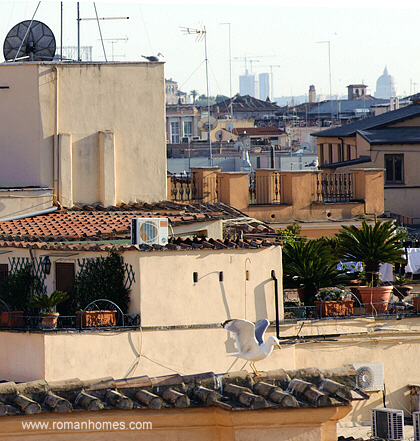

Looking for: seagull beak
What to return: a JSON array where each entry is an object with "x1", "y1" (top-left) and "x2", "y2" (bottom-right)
[{"x1": 276, "y1": 344, "x2": 281, "y2": 350}]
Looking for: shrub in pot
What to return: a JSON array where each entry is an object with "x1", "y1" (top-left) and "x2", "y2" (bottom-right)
[
  {"x1": 336, "y1": 220, "x2": 407, "y2": 314},
  {"x1": 28, "y1": 290, "x2": 69, "y2": 329},
  {"x1": 283, "y1": 239, "x2": 345, "y2": 306}
]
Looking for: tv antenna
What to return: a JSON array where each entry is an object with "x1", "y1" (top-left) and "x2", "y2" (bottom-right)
[
  {"x1": 180, "y1": 23, "x2": 213, "y2": 166},
  {"x1": 100, "y1": 37, "x2": 128, "y2": 61},
  {"x1": 76, "y1": 2, "x2": 129, "y2": 62}
]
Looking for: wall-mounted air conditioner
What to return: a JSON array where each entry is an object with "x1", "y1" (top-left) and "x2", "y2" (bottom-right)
[
  {"x1": 131, "y1": 218, "x2": 168, "y2": 246},
  {"x1": 371, "y1": 407, "x2": 404, "y2": 441},
  {"x1": 350, "y1": 362, "x2": 384, "y2": 391}
]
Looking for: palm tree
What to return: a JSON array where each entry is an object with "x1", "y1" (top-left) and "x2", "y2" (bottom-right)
[
  {"x1": 283, "y1": 239, "x2": 344, "y2": 305},
  {"x1": 190, "y1": 89, "x2": 198, "y2": 104},
  {"x1": 336, "y1": 220, "x2": 406, "y2": 286}
]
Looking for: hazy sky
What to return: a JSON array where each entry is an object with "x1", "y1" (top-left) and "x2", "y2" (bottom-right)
[{"x1": 1, "y1": 1, "x2": 420, "y2": 101}]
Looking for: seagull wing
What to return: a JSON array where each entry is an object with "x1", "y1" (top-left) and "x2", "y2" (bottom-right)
[
  {"x1": 223, "y1": 319, "x2": 260, "y2": 354},
  {"x1": 141, "y1": 55, "x2": 158, "y2": 62},
  {"x1": 254, "y1": 318, "x2": 269, "y2": 345}
]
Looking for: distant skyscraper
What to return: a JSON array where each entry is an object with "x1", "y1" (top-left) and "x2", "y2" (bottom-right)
[
  {"x1": 309, "y1": 85, "x2": 316, "y2": 103},
  {"x1": 259, "y1": 73, "x2": 270, "y2": 100},
  {"x1": 240, "y1": 72, "x2": 256, "y2": 97}
]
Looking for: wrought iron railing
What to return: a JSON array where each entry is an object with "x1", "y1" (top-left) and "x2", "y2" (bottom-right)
[
  {"x1": 0, "y1": 303, "x2": 140, "y2": 331},
  {"x1": 284, "y1": 297, "x2": 415, "y2": 321},
  {"x1": 315, "y1": 172, "x2": 354, "y2": 203}
]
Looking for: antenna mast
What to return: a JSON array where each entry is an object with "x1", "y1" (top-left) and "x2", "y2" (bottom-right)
[
  {"x1": 76, "y1": 2, "x2": 129, "y2": 62},
  {"x1": 180, "y1": 24, "x2": 213, "y2": 166}
]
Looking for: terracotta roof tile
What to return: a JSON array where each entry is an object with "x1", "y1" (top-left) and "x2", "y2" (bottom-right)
[{"x1": 0, "y1": 366, "x2": 366, "y2": 417}]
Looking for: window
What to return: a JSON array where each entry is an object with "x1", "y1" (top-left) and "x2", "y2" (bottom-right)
[
  {"x1": 170, "y1": 121, "x2": 179, "y2": 144},
  {"x1": 385, "y1": 154, "x2": 403, "y2": 184},
  {"x1": 183, "y1": 120, "x2": 192, "y2": 138}
]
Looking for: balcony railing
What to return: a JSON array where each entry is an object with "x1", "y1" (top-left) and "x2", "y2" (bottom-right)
[
  {"x1": 284, "y1": 296, "x2": 415, "y2": 321},
  {"x1": 0, "y1": 312, "x2": 140, "y2": 331},
  {"x1": 170, "y1": 172, "x2": 218, "y2": 203},
  {"x1": 315, "y1": 172, "x2": 354, "y2": 203},
  {"x1": 249, "y1": 171, "x2": 282, "y2": 205}
]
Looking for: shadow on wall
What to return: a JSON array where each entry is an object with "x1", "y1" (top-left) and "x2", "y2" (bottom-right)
[{"x1": 254, "y1": 278, "x2": 271, "y2": 321}]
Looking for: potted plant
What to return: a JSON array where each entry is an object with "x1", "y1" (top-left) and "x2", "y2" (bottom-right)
[
  {"x1": 0, "y1": 263, "x2": 45, "y2": 328},
  {"x1": 283, "y1": 239, "x2": 345, "y2": 306},
  {"x1": 336, "y1": 220, "x2": 407, "y2": 314},
  {"x1": 392, "y1": 275, "x2": 413, "y2": 300},
  {"x1": 314, "y1": 287, "x2": 354, "y2": 317},
  {"x1": 28, "y1": 290, "x2": 69, "y2": 329}
]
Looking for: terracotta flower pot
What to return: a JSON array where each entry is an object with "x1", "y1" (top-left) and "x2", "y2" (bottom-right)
[
  {"x1": 392, "y1": 285, "x2": 413, "y2": 301},
  {"x1": 413, "y1": 297, "x2": 420, "y2": 314},
  {"x1": 314, "y1": 300, "x2": 354, "y2": 317},
  {"x1": 0, "y1": 311, "x2": 24, "y2": 327},
  {"x1": 358, "y1": 286, "x2": 393, "y2": 315},
  {"x1": 76, "y1": 310, "x2": 117, "y2": 328},
  {"x1": 41, "y1": 312, "x2": 59, "y2": 329}
]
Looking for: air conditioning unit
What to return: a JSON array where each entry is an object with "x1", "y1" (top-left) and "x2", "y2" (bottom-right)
[
  {"x1": 371, "y1": 407, "x2": 404, "y2": 440},
  {"x1": 350, "y1": 362, "x2": 384, "y2": 391},
  {"x1": 181, "y1": 136, "x2": 190, "y2": 143},
  {"x1": 131, "y1": 218, "x2": 168, "y2": 246},
  {"x1": 413, "y1": 411, "x2": 420, "y2": 441}
]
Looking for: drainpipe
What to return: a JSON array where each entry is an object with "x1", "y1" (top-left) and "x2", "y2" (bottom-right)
[
  {"x1": 52, "y1": 66, "x2": 59, "y2": 203},
  {"x1": 0, "y1": 207, "x2": 58, "y2": 222},
  {"x1": 271, "y1": 270, "x2": 280, "y2": 339}
]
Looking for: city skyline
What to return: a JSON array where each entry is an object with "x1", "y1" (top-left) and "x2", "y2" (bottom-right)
[{"x1": 1, "y1": 1, "x2": 420, "y2": 101}]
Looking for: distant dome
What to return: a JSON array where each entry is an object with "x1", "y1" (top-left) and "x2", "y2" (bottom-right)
[{"x1": 375, "y1": 66, "x2": 397, "y2": 99}]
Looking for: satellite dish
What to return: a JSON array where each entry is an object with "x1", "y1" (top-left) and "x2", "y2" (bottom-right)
[
  {"x1": 225, "y1": 122, "x2": 234, "y2": 132},
  {"x1": 3, "y1": 20, "x2": 56, "y2": 62},
  {"x1": 215, "y1": 130, "x2": 223, "y2": 141},
  {"x1": 197, "y1": 116, "x2": 217, "y2": 132},
  {"x1": 300, "y1": 142, "x2": 312, "y2": 151}
]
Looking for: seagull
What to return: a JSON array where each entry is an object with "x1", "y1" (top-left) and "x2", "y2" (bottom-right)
[
  {"x1": 222, "y1": 318, "x2": 281, "y2": 375},
  {"x1": 141, "y1": 52, "x2": 164, "y2": 62},
  {"x1": 305, "y1": 157, "x2": 319, "y2": 168}
]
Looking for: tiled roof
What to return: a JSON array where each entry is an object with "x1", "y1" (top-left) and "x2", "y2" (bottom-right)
[
  {"x1": 0, "y1": 201, "x2": 273, "y2": 243},
  {"x1": 0, "y1": 236, "x2": 276, "y2": 253},
  {"x1": 0, "y1": 366, "x2": 366, "y2": 417},
  {"x1": 312, "y1": 103, "x2": 420, "y2": 137},
  {"x1": 358, "y1": 127, "x2": 420, "y2": 144}
]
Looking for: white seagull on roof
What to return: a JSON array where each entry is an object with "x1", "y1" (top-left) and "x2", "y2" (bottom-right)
[
  {"x1": 222, "y1": 318, "x2": 281, "y2": 375},
  {"x1": 305, "y1": 157, "x2": 319, "y2": 168},
  {"x1": 141, "y1": 52, "x2": 164, "y2": 62}
]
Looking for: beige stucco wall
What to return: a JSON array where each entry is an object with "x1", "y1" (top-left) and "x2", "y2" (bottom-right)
[
  {"x1": 0, "y1": 189, "x2": 54, "y2": 221},
  {"x1": 136, "y1": 246, "x2": 281, "y2": 327},
  {"x1": 0, "y1": 405, "x2": 351, "y2": 441},
  {"x1": 0, "y1": 62, "x2": 167, "y2": 207}
]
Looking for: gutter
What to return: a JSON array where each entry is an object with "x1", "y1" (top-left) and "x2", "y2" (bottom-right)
[{"x1": 52, "y1": 66, "x2": 59, "y2": 202}]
